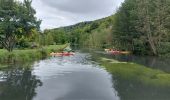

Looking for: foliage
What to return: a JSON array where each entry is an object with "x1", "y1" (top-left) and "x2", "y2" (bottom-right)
[
  {"x1": 45, "y1": 16, "x2": 115, "y2": 49},
  {"x1": 0, "y1": 0, "x2": 41, "y2": 52},
  {"x1": 114, "y1": 0, "x2": 170, "y2": 56}
]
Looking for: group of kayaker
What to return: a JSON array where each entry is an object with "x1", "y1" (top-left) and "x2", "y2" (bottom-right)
[
  {"x1": 50, "y1": 52, "x2": 75, "y2": 57},
  {"x1": 50, "y1": 44, "x2": 75, "y2": 57},
  {"x1": 50, "y1": 44, "x2": 130, "y2": 57}
]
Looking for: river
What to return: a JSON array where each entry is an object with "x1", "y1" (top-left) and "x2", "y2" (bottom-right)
[{"x1": 0, "y1": 51, "x2": 170, "y2": 100}]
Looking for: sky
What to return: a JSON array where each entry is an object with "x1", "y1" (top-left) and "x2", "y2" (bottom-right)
[{"x1": 29, "y1": 0, "x2": 124, "y2": 30}]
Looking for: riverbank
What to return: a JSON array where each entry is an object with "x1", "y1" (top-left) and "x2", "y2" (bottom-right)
[
  {"x1": 100, "y1": 58, "x2": 170, "y2": 87},
  {"x1": 0, "y1": 44, "x2": 67, "y2": 68}
]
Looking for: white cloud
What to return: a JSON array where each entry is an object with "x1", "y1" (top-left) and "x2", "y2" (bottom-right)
[{"x1": 29, "y1": 0, "x2": 124, "y2": 30}]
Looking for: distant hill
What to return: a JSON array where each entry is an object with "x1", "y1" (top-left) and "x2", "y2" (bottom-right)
[
  {"x1": 55, "y1": 21, "x2": 93, "y2": 32},
  {"x1": 44, "y1": 15, "x2": 115, "y2": 48},
  {"x1": 51, "y1": 15, "x2": 115, "y2": 33}
]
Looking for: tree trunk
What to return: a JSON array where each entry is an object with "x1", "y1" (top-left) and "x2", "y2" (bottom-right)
[
  {"x1": 1, "y1": 35, "x2": 16, "y2": 52},
  {"x1": 148, "y1": 37, "x2": 157, "y2": 55},
  {"x1": 137, "y1": 0, "x2": 158, "y2": 55}
]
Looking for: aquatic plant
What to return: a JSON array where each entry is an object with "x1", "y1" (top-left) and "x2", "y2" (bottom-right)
[{"x1": 100, "y1": 58, "x2": 170, "y2": 87}]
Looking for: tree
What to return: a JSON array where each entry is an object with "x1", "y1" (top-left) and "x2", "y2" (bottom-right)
[
  {"x1": 114, "y1": 0, "x2": 170, "y2": 55},
  {"x1": 0, "y1": 0, "x2": 41, "y2": 52},
  {"x1": 136, "y1": 0, "x2": 170, "y2": 55},
  {"x1": 114, "y1": 0, "x2": 139, "y2": 51}
]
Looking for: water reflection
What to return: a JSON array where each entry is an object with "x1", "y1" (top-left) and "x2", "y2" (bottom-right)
[
  {"x1": 110, "y1": 55, "x2": 170, "y2": 73},
  {"x1": 86, "y1": 50, "x2": 170, "y2": 100},
  {"x1": 32, "y1": 53, "x2": 119, "y2": 100},
  {"x1": 88, "y1": 49, "x2": 170, "y2": 73},
  {"x1": 113, "y1": 76, "x2": 170, "y2": 100},
  {"x1": 1, "y1": 51, "x2": 170, "y2": 100},
  {"x1": 0, "y1": 67, "x2": 42, "y2": 100}
]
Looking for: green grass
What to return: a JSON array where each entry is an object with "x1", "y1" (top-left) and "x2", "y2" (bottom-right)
[
  {"x1": 0, "y1": 64, "x2": 8, "y2": 70},
  {"x1": 100, "y1": 58, "x2": 170, "y2": 87},
  {"x1": 0, "y1": 44, "x2": 67, "y2": 66},
  {"x1": 43, "y1": 44, "x2": 68, "y2": 53}
]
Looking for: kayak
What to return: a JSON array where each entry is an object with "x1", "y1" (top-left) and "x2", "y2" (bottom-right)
[
  {"x1": 50, "y1": 52, "x2": 75, "y2": 57},
  {"x1": 105, "y1": 49, "x2": 131, "y2": 55},
  {"x1": 109, "y1": 51, "x2": 121, "y2": 54}
]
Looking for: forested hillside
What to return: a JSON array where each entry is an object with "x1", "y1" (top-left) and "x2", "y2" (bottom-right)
[
  {"x1": 43, "y1": 15, "x2": 115, "y2": 48},
  {"x1": 43, "y1": 0, "x2": 170, "y2": 57}
]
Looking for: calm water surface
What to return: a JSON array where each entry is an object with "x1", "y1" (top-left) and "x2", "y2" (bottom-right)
[
  {"x1": 32, "y1": 53, "x2": 119, "y2": 100},
  {"x1": 0, "y1": 51, "x2": 170, "y2": 100},
  {"x1": 0, "y1": 52, "x2": 119, "y2": 100}
]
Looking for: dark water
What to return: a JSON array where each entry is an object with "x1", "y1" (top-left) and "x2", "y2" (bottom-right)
[{"x1": 0, "y1": 52, "x2": 170, "y2": 100}]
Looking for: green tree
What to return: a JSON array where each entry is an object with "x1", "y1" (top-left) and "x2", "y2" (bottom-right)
[
  {"x1": 114, "y1": 0, "x2": 170, "y2": 55},
  {"x1": 136, "y1": 0, "x2": 170, "y2": 55},
  {"x1": 0, "y1": 0, "x2": 41, "y2": 52}
]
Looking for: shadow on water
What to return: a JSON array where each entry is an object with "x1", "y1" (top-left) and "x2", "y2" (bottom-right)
[{"x1": 0, "y1": 64, "x2": 42, "y2": 100}]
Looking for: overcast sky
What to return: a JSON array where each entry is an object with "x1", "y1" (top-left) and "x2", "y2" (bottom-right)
[{"x1": 29, "y1": 0, "x2": 124, "y2": 30}]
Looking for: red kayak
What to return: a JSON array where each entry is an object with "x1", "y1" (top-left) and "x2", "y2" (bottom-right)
[
  {"x1": 109, "y1": 51, "x2": 121, "y2": 54},
  {"x1": 105, "y1": 49, "x2": 131, "y2": 55},
  {"x1": 60, "y1": 52, "x2": 75, "y2": 56},
  {"x1": 50, "y1": 52, "x2": 75, "y2": 57}
]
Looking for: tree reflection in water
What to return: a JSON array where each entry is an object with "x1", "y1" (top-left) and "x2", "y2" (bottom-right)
[
  {"x1": 112, "y1": 75, "x2": 170, "y2": 100},
  {"x1": 0, "y1": 67, "x2": 42, "y2": 100}
]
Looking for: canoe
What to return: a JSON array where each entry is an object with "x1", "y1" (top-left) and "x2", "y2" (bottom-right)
[{"x1": 50, "y1": 52, "x2": 75, "y2": 57}]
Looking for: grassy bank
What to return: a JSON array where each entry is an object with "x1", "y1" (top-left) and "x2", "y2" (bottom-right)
[
  {"x1": 100, "y1": 58, "x2": 170, "y2": 87},
  {"x1": 0, "y1": 44, "x2": 67, "y2": 66}
]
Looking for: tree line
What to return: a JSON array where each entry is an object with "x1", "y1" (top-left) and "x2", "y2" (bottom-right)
[
  {"x1": 45, "y1": 0, "x2": 170, "y2": 57},
  {"x1": 44, "y1": 16, "x2": 115, "y2": 49}
]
